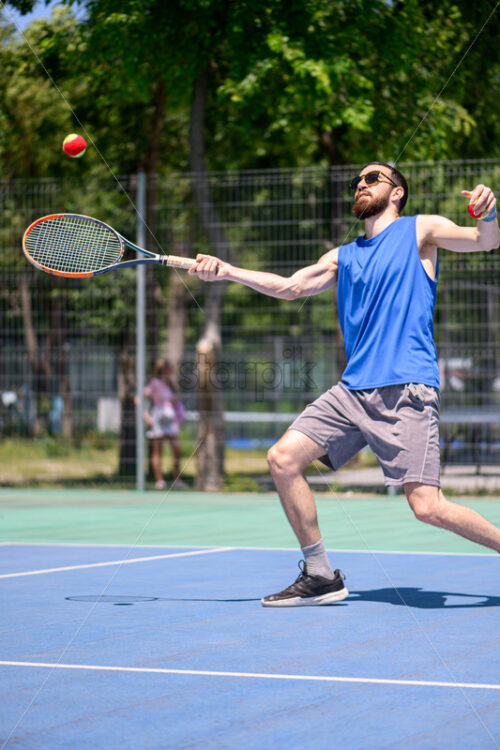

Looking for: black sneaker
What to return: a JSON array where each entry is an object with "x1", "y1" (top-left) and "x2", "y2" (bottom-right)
[{"x1": 261, "y1": 563, "x2": 348, "y2": 607}]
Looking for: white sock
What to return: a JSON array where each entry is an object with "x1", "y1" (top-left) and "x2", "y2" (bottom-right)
[{"x1": 301, "y1": 539, "x2": 334, "y2": 579}]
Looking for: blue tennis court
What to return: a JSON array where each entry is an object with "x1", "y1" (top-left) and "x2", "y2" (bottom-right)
[{"x1": 1, "y1": 540, "x2": 500, "y2": 749}]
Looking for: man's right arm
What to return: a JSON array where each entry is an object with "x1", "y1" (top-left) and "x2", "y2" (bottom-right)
[{"x1": 189, "y1": 247, "x2": 339, "y2": 300}]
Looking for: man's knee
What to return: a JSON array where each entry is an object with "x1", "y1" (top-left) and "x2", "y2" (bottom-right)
[
  {"x1": 267, "y1": 441, "x2": 308, "y2": 477},
  {"x1": 267, "y1": 443, "x2": 294, "y2": 475},
  {"x1": 405, "y1": 483, "x2": 442, "y2": 525},
  {"x1": 267, "y1": 430, "x2": 324, "y2": 477}
]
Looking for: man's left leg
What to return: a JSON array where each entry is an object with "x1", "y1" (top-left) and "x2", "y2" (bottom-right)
[{"x1": 405, "y1": 482, "x2": 500, "y2": 552}]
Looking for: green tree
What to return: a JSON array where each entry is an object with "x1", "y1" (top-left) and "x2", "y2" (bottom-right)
[
  {"x1": 3, "y1": 0, "x2": 498, "y2": 482},
  {"x1": 210, "y1": 0, "x2": 497, "y2": 168}
]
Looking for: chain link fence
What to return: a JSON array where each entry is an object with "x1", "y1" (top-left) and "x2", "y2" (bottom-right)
[{"x1": 1, "y1": 159, "x2": 499, "y2": 486}]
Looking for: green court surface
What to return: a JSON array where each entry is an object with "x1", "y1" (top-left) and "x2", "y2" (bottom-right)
[{"x1": 1, "y1": 488, "x2": 500, "y2": 553}]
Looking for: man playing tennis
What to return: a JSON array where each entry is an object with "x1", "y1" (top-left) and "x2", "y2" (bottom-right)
[{"x1": 190, "y1": 162, "x2": 500, "y2": 607}]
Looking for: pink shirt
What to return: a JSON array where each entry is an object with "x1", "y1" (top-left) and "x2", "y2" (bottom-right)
[
  {"x1": 144, "y1": 378, "x2": 174, "y2": 408},
  {"x1": 144, "y1": 378, "x2": 185, "y2": 426}
]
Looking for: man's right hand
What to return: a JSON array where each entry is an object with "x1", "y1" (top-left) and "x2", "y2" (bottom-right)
[{"x1": 188, "y1": 253, "x2": 232, "y2": 282}]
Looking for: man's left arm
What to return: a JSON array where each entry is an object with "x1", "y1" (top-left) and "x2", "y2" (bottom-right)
[{"x1": 417, "y1": 184, "x2": 500, "y2": 253}]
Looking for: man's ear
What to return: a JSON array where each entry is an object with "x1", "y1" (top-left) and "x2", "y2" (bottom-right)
[{"x1": 392, "y1": 186, "x2": 404, "y2": 203}]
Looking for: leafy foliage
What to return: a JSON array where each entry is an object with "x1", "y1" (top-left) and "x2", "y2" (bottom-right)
[{"x1": 0, "y1": 0, "x2": 498, "y2": 446}]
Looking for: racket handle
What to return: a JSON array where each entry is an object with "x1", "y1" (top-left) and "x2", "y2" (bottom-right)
[{"x1": 164, "y1": 255, "x2": 196, "y2": 270}]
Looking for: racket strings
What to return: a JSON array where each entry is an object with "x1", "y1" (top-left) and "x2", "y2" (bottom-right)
[{"x1": 25, "y1": 216, "x2": 123, "y2": 274}]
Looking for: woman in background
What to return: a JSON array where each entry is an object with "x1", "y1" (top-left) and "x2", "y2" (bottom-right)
[{"x1": 144, "y1": 360, "x2": 187, "y2": 489}]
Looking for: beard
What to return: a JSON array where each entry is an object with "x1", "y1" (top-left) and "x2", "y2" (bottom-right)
[{"x1": 352, "y1": 189, "x2": 391, "y2": 220}]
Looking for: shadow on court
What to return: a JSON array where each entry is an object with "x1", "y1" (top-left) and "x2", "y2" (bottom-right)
[
  {"x1": 65, "y1": 595, "x2": 261, "y2": 604},
  {"x1": 66, "y1": 589, "x2": 500, "y2": 608},
  {"x1": 349, "y1": 587, "x2": 500, "y2": 609}
]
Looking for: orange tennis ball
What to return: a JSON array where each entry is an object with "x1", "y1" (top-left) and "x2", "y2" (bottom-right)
[{"x1": 63, "y1": 133, "x2": 87, "y2": 158}]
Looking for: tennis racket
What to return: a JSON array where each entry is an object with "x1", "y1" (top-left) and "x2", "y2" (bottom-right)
[{"x1": 22, "y1": 213, "x2": 196, "y2": 278}]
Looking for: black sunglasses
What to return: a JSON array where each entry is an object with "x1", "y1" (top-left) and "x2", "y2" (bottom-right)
[{"x1": 349, "y1": 170, "x2": 398, "y2": 193}]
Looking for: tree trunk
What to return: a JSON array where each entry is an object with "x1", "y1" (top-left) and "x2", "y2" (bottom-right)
[
  {"x1": 195, "y1": 334, "x2": 225, "y2": 490},
  {"x1": 165, "y1": 266, "x2": 188, "y2": 374},
  {"x1": 49, "y1": 279, "x2": 73, "y2": 438},
  {"x1": 118, "y1": 345, "x2": 137, "y2": 477},
  {"x1": 325, "y1": 165, "x2": 349, "y2": 381},
  {"x1": 189, "y1": 66, "x2": 232, "y2": 490},
  {"x1": 315, "y1": 128, "x2": 352, "y2": 383},
  {"x1": 164, "y1": 207, "x2": 195, "y2": 376},
  {"x1": 144, "y1": 82, "x2": 167, "y2": 369},
  {"x1": 19, "y1": 273, "x2": 50, "y2": 435},
  {"x1": 319, "y1": 124, "x2": 348, "y2": 166}
]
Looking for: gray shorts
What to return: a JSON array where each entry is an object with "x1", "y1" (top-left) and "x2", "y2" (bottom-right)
[{"x1": 290, "y1": 382, "x2": 441, "y2": 487}]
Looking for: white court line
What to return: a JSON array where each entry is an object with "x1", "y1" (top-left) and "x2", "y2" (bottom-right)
[
  {"x1": 0, "y1": 547, "x2": 234, "y2": 579},
  {"x1": 201, "y1": 546, "x2": 498, "y2": 558},
  {"x1": 1, "y1": 660, "x2": 499, "y2": 691},
  {"x1": 0, "y1": 541, "x2": 495, "y2": 557}
]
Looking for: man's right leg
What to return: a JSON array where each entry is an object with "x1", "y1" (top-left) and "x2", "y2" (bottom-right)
[
  {"x1": 263, "y1": 428, "x2": 348, "y2": 607},
  {"x1": 267, "y1": 428, "x2": 326, "y2": 547}
]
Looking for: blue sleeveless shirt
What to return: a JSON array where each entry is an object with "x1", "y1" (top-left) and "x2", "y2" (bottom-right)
[{"x1": 337, "y1": 216, "x2": 440, "y2": 390}]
